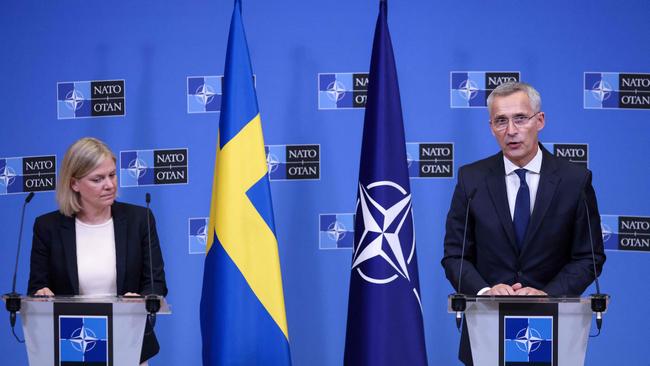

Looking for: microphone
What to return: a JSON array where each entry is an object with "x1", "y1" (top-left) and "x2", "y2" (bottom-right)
[
  {"x1": 144, "y1": 193, "x2": 160, "y2": 329},
  {"x1": 451, "y1": 187, "x2": 477, "y2": 330},
  {"x1": 5, "y1": 192, "x2": 35, "y2": 342},
  {"x1": 582, "y1": 191, "x2": 607, "y2": 334}
]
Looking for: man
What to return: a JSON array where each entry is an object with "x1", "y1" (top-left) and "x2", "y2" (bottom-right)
[{"x1": 441, "y1": 82, "x2": 605, "y2": 365}]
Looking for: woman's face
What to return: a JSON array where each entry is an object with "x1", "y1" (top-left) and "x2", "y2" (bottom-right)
[{"x1": 71, "y1": 157, "x2": 117, "y2": 213}]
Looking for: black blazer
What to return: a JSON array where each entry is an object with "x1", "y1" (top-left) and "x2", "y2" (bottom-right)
[
  {"x1": 28, "y1": 201, "x2": 168, "y2": 362},
  {"x1": 441, "y1": 146, "x2": 605, "y2": 365}
]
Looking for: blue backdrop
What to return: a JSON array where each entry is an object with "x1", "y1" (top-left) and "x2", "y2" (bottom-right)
[{"x1": 1, "y1": 1, "x2": 648, "y2": 365}]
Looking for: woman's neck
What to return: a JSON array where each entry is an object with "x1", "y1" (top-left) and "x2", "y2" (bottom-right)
[{"x1": 76, "y1": 206, "x2": 112, "y2": 225}]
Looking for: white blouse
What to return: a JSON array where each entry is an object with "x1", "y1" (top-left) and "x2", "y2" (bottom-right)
[{"x1": 75, "y1": 218, "x2": 117, "y2": 296}]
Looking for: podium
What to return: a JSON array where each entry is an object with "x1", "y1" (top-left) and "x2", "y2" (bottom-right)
[
  {"x1": 448, "y1": 296, "x2": 608, "y2": 366},
  {"x1": 9, "y1": 295, "x2": 170, "y2": 366}
]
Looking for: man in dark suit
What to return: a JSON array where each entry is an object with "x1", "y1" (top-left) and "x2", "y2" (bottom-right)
[{"x1": 441, "y1": 82, "x2": 605, "y2": 365}]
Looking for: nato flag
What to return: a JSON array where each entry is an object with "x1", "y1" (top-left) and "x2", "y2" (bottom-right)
[{"x1": 343, "y1": 1, "x2": 428, "y2": 365}]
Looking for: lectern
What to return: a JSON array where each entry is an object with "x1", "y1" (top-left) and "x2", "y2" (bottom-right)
[
  {"x1": 448, "y1": 296, "x2": 608, "y2": 366},
  {"x1": 7, "y1": 295, "x2": 170, "y2": 366}
]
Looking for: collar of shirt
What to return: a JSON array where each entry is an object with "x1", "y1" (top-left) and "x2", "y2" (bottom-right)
[
  {"x1": 503, "y1": 145, "x2": 543, "y2": 176},
  {"x1": 503, "y1": 146, "x2": 543, "y2": 218}
]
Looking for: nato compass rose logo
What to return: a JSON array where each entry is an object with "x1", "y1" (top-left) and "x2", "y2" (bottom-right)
[
  {"x1": 513, "y1": 326, "x2": 544, "y2": 354},
  {"x1": 266, "y1": 151, "x2": 280, "y2": 174},
  {"x1": 504, "y1": 316, "x2": 552, "y2": 364},
  {"x1": 601, "y1": 222, "x2": 612, "y2": 243},
  {"x1": 319, "y1": 213, "x2": 354, "y2": 249},
  {"x1": 591, "y1": 80, "x2": 612, "y2": 102},
  {"x1": 327, "y1": 220, "x2": 348, "y2": 242},
  {"x1": 599, "y1": 215, "x2": 621, "y2": 251},
  {"x1": 59, "y1": 315, "x2": 108, "y2": 364},
  {"x1": 194, "y1": 84, "x2": 217, "y2": 106},
  {"x1": 127, "y1": 158, "x2": 148, "y2": 179},
  {"x1": 0, "y1": 165, "x2": 16, "y2": 187},
  {"x1": 189, "y1": 217, "x2": 209, "y2": 254},
  {"x1": 457, "y1": 79, "x2": 479, "y2": 101},
  {"x1": 70, "y1": 325, "x2": 99, "y2": 354},
  {"x1": 65, "y1": 89, "x2": 85, "y2": 111},
  {"x1": 352, "y1": 181, "x2": 417, "y2": 292},
  {"x1": 187, "y1": 76, "x2": 222, "y2": 113},
  {"x1": 326, "y1": 80, "x2": 347, "y2": 103}
]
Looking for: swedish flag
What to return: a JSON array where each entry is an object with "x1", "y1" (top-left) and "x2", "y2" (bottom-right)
[{"x1": 200, "y1": 1, "x2": 291, "y2": 365}]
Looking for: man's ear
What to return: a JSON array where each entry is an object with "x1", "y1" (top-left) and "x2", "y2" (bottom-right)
[{"x1": 536, "y1": 112, "x2": 545, "y2": 132}]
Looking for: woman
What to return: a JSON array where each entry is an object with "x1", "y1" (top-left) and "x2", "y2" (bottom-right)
[{"x1": 28, "y1": 137, "x2": 168, "y2": 365}]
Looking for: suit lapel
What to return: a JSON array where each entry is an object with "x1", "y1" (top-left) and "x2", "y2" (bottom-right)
[
  {"x1": 485, "y1": 154, "x2": 519, "y2": 252},
  {"x1": 112, "y1": 203, "x2": 128, "y2": 295},
  {"x1": 60, "y1": 216, "x2": 79, "y2": 294},
  {"x1": 520, "y1": 150, "x2": 560, "y2": 255}
]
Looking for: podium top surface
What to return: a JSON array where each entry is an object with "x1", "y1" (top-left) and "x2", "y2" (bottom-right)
[
  {"x1": 447, "y1": 294, "x2": 610, "y2": 313},
  {"x1": 2, "y1": 294, "x2": 171, "y2": 314},
  {"x1": 464, "y1": 295, "x2": 597, "y2": 303}
]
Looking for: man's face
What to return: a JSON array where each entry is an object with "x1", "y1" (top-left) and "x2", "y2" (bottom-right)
[{"x1": 489, "y1": 91, "x2": 545, "y2": 167}]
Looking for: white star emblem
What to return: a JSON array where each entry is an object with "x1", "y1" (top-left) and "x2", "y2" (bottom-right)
[
  {"x1": 591, "y1": 80, "x2": 612, "y2": 102},
  {"x1": 458, "y1": 79, "x2": 479, "y2": 101},
  {"x1": 514, "y1": 326, "x2": 543, "y2": 354},
  {"x1": 64, "y1": 89, "x2": 85, "y2": 111},
  {"x1": 196, "y1": 225, "x2": 208, "y2": 245},
  {"x1": 327, "y1": 221, "x2": 347, "y2": 242},
  {"x1": 352, "y1": 181, "x2": 414, "y2": 284},
  {"x1": 326, "y1": 80, "x2": 346, "y2": 102},
  {"x1": 266, "y1": 153, "x2": 280, "y2": 173},
  {"x1": 0, "y1": 166, "x2": 16, "y2": 187},
  {"x1": 127, "y1": 158, "x2": 148, "y2": 179},
  {"x1": 194, "y1": 84, "x2": 216, "y2": 106},
  {"x1": 69, "y1": 325, "x2": 98, "y2": 354}
]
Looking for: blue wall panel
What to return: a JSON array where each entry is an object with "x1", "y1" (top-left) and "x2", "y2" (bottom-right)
[{"x1": 1, "y1": 1, "x2": 648, "y2": 365}]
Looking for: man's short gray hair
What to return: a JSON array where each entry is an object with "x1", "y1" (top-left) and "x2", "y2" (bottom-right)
[{"x1": 487, "y1": 82, "x2": 542, "y2": 114}]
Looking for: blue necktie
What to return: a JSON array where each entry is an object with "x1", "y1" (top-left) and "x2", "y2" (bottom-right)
[{"x1": 513, "y1": 169, "x2": 530, "y2": 249}]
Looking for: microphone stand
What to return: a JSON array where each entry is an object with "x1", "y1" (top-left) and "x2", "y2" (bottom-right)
[
  {"x1": 583, "y1": 197, "x2": 608, "y2": 334},
  {"x1": 144, "y1": 193, "x2": 160, "y2": 329},
  {"x1": 450, "y1": 189, "x2": 476, "y2": 330},
  {"x1": 4, "y1": 192, "x2": 35, "y2": 343}
]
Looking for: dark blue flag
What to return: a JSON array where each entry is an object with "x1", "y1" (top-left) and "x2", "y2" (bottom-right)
[{"x1": 344, "y1": 1, "x2": 428, "y2": 365}]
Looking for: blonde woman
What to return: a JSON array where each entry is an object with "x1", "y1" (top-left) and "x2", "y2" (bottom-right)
[{"x1": 28, "y1": 137, "x2": 168, "y2": 365}]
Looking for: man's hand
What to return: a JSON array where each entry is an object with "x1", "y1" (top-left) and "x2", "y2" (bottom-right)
[
  {"x1": 34, "y1": 287, "x2": 54, "y2": 296},
  {"x1": 485, "y1": 283, "x2": 522, "y2": 295},
  {"x1": 514, "y1": 287, "x2": 547, "y2": 296}
]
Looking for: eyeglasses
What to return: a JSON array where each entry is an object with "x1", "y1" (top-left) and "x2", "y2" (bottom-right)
[{"x1": 491, "y1": 111, "x2": 540, "y2": 131}]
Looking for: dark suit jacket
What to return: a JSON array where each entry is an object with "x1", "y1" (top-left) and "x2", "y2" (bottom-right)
[
  {"x1": 28, "y1": 201, "x2": 168, "y2": 362},
  {"x1": 441, "y1": 146, "x2": 605, "y2": 365}
]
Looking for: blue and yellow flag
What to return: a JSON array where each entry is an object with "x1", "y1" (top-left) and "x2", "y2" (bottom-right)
[{"x1": 200, "y1": 1, "x2": 291, "y2": 365}]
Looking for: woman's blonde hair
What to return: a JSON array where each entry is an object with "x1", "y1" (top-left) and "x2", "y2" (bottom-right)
[{"x1": 56, "y1": 137, "x2": 116, "y2": 216}]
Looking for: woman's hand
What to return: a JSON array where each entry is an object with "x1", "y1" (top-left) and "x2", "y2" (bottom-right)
[{"x1": 34, "y1": 287, "x2": 54, "y2": 296}]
